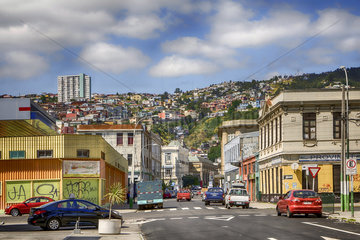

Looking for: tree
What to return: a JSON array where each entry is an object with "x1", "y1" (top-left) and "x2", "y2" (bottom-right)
[
  {"x1": 208, "y1": 145, "x2": 221, "y2": 162},
  {"x1": 174, "y1": 88, "x2": 182, "y2": 94},
  {"x1": 104, "y1": 182, "x2": 126, "y2": 220}
]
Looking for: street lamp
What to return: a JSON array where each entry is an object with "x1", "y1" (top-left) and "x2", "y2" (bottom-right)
[
  {"x1": 129, "y1": 116, "x2": 148, "y2": 209},
  {"x1": 340, "y1": 66, "x2": 353, "y2": 215}
]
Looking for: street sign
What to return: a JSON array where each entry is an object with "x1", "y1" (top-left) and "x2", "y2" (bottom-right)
[
  {"x1": 309, "y1": 167, "x2": 320, "y2": 178},
  {"x1": 346, "y1": 158, "x2": 357, "y2": 175}
]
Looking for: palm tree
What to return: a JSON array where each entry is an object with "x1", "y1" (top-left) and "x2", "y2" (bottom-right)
[{"x1": 104, "y1": 182, "x2": 126, "y2": 220}]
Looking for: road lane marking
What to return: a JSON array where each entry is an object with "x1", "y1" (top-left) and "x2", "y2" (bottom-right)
[
  {"x1": 170, "y1": 217, "x2": 183, "y2": 220},
  {"x1": 268, "y1": 238, "x2": 278, "y2": 240},
  {"x1": 144, "y1": 210, "x2": 151, "y2": 213},
  {"x1": 254, "y1": 214, "x2": 267, "y2": 216},
  {"x1": 206, "y1": 207, "x2": 214, "y2": 209},
  {"x1": 156, "y1": 209, "x2": 164, "y2": 212},
  {"x1": 188, "y1": 217, "x2": 199, "y2": 219},
  {"x1": 204, "y1": 215, "x2": 235, "y2": 221},
  {"x1": 169, "y1": 208, "x2": 177, "y2": 211},
  {"x1": 182, "y1": 207, "x2": 189, "y2": 210},
  {"x1": 303, "y1": 222, "x2": 360, "y2": 236},
  {"x1": 218, "y1": 207, "x2": 226, "y2": 209},
  {"x1": 194, "y1": 207, "x2": 202, "y2": 210},
  {"x1": 238, "y1": 215, "x2": 250, "y2": 217}
]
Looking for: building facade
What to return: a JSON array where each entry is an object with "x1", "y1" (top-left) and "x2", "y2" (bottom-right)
[
  {"x1": 188, "y1": 154, "x2": 217, "y2": 188},
  {"x1": 0, "y1": 133, "x2": 128, "y2": 210},
  {"x1": 258, "y1": 89, "x2": 360, "y2": 202},
  {"x1": 77, "y1": 124, "x2": 162, "y2": 183},
  {"x1": 161, "y1": 141, "x2": 189, "y2": 189},
  {"x1": 58, "y1": 73, "x2": 91, "y2": 102}
]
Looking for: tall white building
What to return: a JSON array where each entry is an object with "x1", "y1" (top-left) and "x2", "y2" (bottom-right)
[{"x1": 57, "y1": 73, "x2": 91, "y2": 102}]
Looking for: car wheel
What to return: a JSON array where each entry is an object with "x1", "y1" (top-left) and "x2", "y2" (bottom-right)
[
  {"x1": 316, "y1": 213, "x2": 322, "y2": 218},
  {"x1": 47, "y1": 218, "x2": 61, "y2": 230},
  {"x1": 287, "y1": 208, "x2": 293, "y2": 218},
  {"x1": 242, "y1": 206, "x2": 245, "y2": 209},
  {"x1": 305, "y1": 213, "x2": 308, "y2": 217},
  {"x1": 246, "y1": 205, "x2": 249, "y2": 209},
  {"x1": 205, "y1": 201, "x2": 209, "y2": 205},
  {"x1": 222, "y1": 201, "x2": 225, "y2": 205},
  {"x1": 177, "y1": 199, "x2": 179, "y2": 202},
  {"x1": 10, "y1": 208, "x2": 20, "y2": 217},
  {"x1": 276, "y1": 207, "x2": 281, "y2": 216},
  {"x1": 187, "y1": 199, "x2": 191, "y2": 201}
]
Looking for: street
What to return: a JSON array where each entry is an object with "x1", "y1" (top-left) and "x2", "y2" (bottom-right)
[
  {"x1": 135, "y1": 197, "x2": 360, "y2": 240},
  {"x1": 1, "y1": 196, "x2": 360, "y2": 240}
]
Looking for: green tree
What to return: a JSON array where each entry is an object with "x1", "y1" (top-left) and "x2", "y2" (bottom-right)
[{"x1": 208, "y1": 145, "x2": 221, "y2": 162}]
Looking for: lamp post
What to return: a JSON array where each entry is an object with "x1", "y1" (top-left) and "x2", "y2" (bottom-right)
[{"x1": 129, "y1": 116, "x2": 147, "y2": 209}]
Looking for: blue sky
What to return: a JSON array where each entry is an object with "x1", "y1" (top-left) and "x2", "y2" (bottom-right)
[{"x1": 1, "y1": 0, "x2": 360, "y2": 95}]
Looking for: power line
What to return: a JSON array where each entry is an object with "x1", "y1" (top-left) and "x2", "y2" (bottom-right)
[
  {"x1": 241, "y1": 19, "x2": 341, "y2": 82},
  {"x1": 19, "y1": 19, "x2": 136, "y2": 93}
]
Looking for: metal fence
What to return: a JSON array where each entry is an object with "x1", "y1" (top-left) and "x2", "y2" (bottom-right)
[{"x1": 319, "y1": 192, "x2": 335, "y2": 214}]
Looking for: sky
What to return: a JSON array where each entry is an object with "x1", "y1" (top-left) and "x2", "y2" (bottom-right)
[{"x1": 1, "y1": 0, "x2": 360, "y2": 95}]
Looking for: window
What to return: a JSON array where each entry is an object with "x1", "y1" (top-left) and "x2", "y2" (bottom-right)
[
  {"x1": 96, "y1": 133, "x2": 102, "y2": 136},
  {"x1": 303, "y1": 113, "x2": 316, "y2": 140},
  {"x1": 271, "y1": 120, "x2": 274, "y2": 145},
  {"x1": 117, "y1": 133, "x2": 123, "y2": 145},
  {"x1": 9, "y1": 151, "x2": 25, "y2": 159},
  {"x1": 267, "y1": 124, "x2": 270, "y2": 147},
  {"x1": 101, "y1": 151, "x2": 105, "y2": 160},
  {"x1": 165, "y1": 169, "x2": 172, "y2": 177},
  {"x1": 128, "y1": 154, "x2": 132, "y2": 166},
  {"x1": 37, "y1": 150, "x2": 53, "y2": 158},
  {"x1": 128, "y1": 133, "x2": 134, "y2": 145},
  {"x1": 279, "y1": 116, "x2": 282, "y2": 141},
  {"x1": 275, "y1": 118, "x2": 278, "y2": 143},
  {"x1": 333, "y1": 112, "x2": 341, "y2": 139},
  {"x1": 165, "y1": 153, "x2": 171, "y2": 164},
  {"x1": 77, "y1": 149, "x2": 89, "y2": 158},
  {"x1": 260, "y1": 128, "x2": 263, "y2": 150},
  {"x1": 77, "y1": 200, "x2": 97, "y2": 210}
]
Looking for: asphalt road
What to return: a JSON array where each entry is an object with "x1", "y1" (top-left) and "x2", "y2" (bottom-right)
[{"x1": 136, "y1": 196, "x2": 360, "y2": 240}]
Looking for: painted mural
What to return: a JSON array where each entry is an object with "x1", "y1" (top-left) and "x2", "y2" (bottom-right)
[{"x1": 63, "y1": 160, "x2": 100, "y2": 177}]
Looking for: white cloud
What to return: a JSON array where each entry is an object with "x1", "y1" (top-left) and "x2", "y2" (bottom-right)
[
  {"x1": 112, "y1": 14, "x2": 165, "y2": 39},
  {"x1": 0, "y1": 51, "x2": 47, "y2": 79},
  {"x1": 80, "y1": 42, "x2": 150, "y2": 74},
  {"x1": 210, "y1": 1, "x2": 311, "y2": 48},
  {"x1": 149, "y1": 55, "x2": 218, "y2": 77}
]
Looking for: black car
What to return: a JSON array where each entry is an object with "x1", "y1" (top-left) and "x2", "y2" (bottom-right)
[{"x1": 28, "y1": 199, "x2": 123, "y2": 230}]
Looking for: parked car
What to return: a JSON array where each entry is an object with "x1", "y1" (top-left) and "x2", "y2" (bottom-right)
[
  {"x1": 204, "y1": 187, "x2": 225, "y2": 205},
  {"x1": 28, "y1": 199, "x2": 123, "y2": 230},
  {"x1": 276, "y1": 190, "x2": 322, "y2": 218},
  {"x1": 225, "y1": 188, "x2": 250, "y2": 209},
  {"x1": 5, "y1": 197, "x2": 54, "y2": 217},
  {"x1": 177, "y1": 190, "x2": 191, "y2": 201},
  {"x1": 169, "y1": 190, "x2": 177, "y2": 198},
  {"x1": 163, "y1": 191, "x2": 172, "y2": 199}
]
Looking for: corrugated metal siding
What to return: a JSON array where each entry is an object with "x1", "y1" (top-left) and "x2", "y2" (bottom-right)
[
  {"x1": 0, "y1": 159, "x2": 62, "y2": 210},
  {"x1": 103, "y1": 163, "x2": 126, "y2": 205}
]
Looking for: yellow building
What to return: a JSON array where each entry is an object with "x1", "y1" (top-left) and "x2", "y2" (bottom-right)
[
  {"x1": 0, "y1": 120, "x2": 128, "y2": 211},
  {"x1": 258, "y1": 89, "x2": 360, "y2": 202}
]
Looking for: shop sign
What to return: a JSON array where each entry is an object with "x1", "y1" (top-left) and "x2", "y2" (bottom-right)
[
  {"x1": 299, "y1": 154, "x2": 360, "y2": 162},
  {"x1": 283, "y1": 175, "x2": 293, "y2": 180}
]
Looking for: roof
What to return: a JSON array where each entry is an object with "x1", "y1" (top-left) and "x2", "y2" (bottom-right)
[
  {"x1": 77, "y1": 124, "x2": 142, "y2": 131},
  {"x1": 0, "y1": 120, "x2": 58, "y2": 137}
]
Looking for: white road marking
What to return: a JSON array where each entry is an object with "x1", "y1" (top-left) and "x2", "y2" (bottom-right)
[
  {"x1": 321, "y1": 237, "x2": 340, "y2": 240},
  {"x1": 238, "y1": 215, "x2": 250, "y2": 217},
  {"x1": 303, "y1": 222, "x2": 360, "y2": 236},
  {"x1": 156, "y1": 209, "x2": 164, "y2": 212},
  {"x1": 204, "y1": 215, "x2": 235, "y2": 221},
  {"x1": 188, "y1": 217, "x2": 199, "y2": 219},
  {"x1": 170, "y1": 217, "x2": 183, "y2": 220},
  {"x1": 268, "y1": 238, "x2": 278, "y2": 240},
  {"x1": 194, "y1": 207, "x2": 202, "y2": 210},
  {"x1": 144, "y1": 210, "x2": 151, "y2": 213},
  {"x1": 169, "y1": 208, "x2": 177, "y2": 211},
  {"x1": 218, "y1": 207, "x2": 226, "y2": 209},
  {"x1": 206, "y1": 207, "x2": 214, "y2": 209},
  {"x1": 182, "y1": 207, "x2": 189, "y2": 210},
  {"x1": 254, "y1": 214, "x2": 267, "y2": 216}
]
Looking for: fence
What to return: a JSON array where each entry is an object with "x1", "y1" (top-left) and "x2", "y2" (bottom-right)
[{"x1": 319, "y1": 192, "x2": 335, "y2": 214}]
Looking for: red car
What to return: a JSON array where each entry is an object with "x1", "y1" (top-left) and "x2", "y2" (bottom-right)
[
  {"x1": 276, "y1": 190, "x2": 322, "y2": 218},
  {"x1": 163, "y1": 191, "x2": 172, "y2": 199},
  {"x1": 177, "y1": 190, "x2": 191, "y2": 202},
  {"x1": 5, "y1": 196, "x2": 54, "y2": 216}
]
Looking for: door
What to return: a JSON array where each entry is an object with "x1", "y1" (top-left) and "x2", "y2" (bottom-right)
[
  {"x1": 76, "y1": 200, "x2": 103, "y2": 226},
  {"x1": 22, "y1": 198, "x2": 38, "y2": 214},
  {"x1": 279, "y1": 191, "x2": 291, "y2": 212},
  {"x1": 56, "y1": 200, "x2": 78, "y2": 226}
]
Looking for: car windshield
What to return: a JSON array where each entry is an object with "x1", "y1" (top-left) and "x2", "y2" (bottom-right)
[
  {"x1": 293, "y1": 191, "x2": 318, "y2": 198},
  {"x1": 229, "y1": 189, "x2": 247, "y2": 196},
  {"x1": 208, "y1": 188, "x2": 223, "y2": 193}
]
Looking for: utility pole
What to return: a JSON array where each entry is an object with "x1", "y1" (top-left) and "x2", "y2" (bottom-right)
[{"x1": 341, "y1": 85, "x2": 345, "y2": 212}]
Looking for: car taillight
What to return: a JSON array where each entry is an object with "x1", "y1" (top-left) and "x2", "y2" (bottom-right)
[
  {"x1": 315, "y1": 198, "x2": 322, "y2": 205},
  {"x1": 291, "y1": 198, "x2": 301, "y2": 204},
  {"x1": 222, "y1": 194, "x2": 225, "y2": 198},
  {"x1": 34, "y1": 210, "x2": 46, "y2": 215}
]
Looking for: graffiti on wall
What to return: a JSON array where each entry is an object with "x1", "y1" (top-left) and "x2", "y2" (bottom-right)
[
  {"x1": 33, "y1": 181, "x2": 60, "y2": 200},
  {"x1": 6, "y1": 180, "x2": 60, "y2": 203},
  {"x1": 319, "y1": 183, "x2": 332, "y2": 193},
  {"x1": 63, "y1": 178, "x2": 98, "y2": 204}
]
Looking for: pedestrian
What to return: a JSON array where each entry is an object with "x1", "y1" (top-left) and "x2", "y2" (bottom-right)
[{"x1": 127, "y1": 191, "x2": 130, "y2": 204}]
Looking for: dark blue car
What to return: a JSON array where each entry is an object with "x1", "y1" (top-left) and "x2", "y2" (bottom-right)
[
  {"x1": 28, "y1": 199, "x2": 123, "y2": 230},
  {"x1": 204, "y1": 187, "x2": 225, "y2": 205}
]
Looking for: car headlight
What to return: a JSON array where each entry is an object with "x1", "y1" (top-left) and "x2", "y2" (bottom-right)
[{"x1": 5, "y1": 206, "x2": 10, "y2": 209}]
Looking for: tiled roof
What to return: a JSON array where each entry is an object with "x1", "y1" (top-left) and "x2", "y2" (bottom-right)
[{"x1": 77, "y1": 124, "x2": 142, "y2": 130}]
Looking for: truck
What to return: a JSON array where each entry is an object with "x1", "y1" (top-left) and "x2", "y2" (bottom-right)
[
  {"x1": 225, "y1": 188, "x2": 250, "y2": 209},
  {"x1": 136, "y1": 180, "x2": 163, "y2": 210},
  {"x1": 204, "y1": 187, "x2": 225, "y2": 205}
]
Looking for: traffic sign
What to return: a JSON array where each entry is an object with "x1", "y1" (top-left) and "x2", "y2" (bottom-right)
[
  {"x1": 309, "y1": 167, "x2": 320, "y2": 178},
  {"x1": 346, "y1": 158, "x2": 357, "y2": 175}
]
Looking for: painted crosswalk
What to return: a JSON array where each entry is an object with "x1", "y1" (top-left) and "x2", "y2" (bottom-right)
[{"x1": 139, "y1": 206, "x2": 275, "y2": 213}]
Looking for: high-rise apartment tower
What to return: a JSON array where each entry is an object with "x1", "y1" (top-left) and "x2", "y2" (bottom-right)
[{"x1": 57, "y1": 73, "x2": 91, "y2": 102}]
